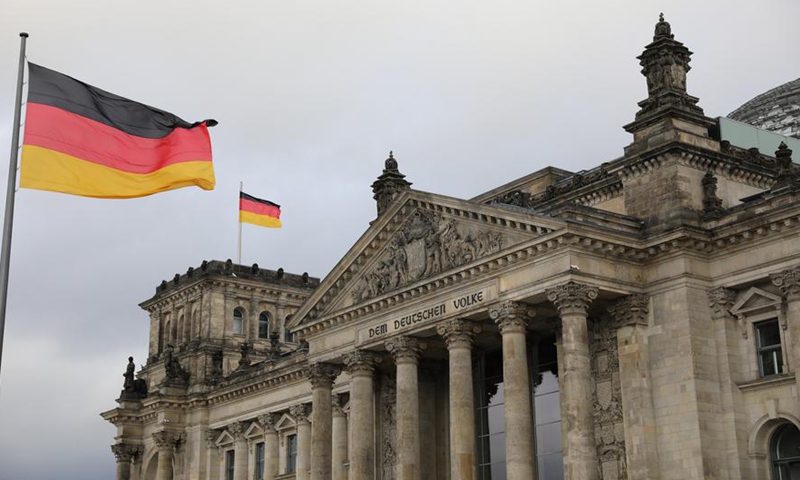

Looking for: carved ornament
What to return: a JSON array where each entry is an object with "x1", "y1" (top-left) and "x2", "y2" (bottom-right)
[
  {"x1": 546, "y1": 282, "x2": 598, "y2": 316},
  {"x1": 257, "y1": 413, "x2": 277, "y2": 432},
  {"x1": 304, "y1": 363, "x2": 342, "y2": 388},
  {"x1": 111, "y1": 443, "x2": 142, "y2": 463},
  {"x1": 385, "y1": 336, "x2": 426, "y2": 363},
  {"x1": 489, "y1": 301, "x2": 534, "y2": 334},
  {"x1": 332, "y1": 393, "x2": 348, "y2": 416},
  {"x1": 707, "y1": 287, "x2": 737, "y2": 319},
  {"x1": 608, "y1": 294, "x2": 650, "y2": 327},
  {"x1": 352, "y1": 210, "x2": 503, "y2": 303},
  {"x1": 227, "y1": 421, "x2": 249, "y2": 440},
  {"x1": 290, "y1": 404, "x2": 311, "y2": 425},
  {"x1": 152, "y1": 431, "x2": 185, "y2": 451},
  {"x1": 342, "y1": 350, "x2": 382, "y2": 376},
  {"x1": 436, "y1": 319, "x2": 482, "y2": 349},
  {"x1": 771, "y1": 267, "x2": 800, "y2": 301}
]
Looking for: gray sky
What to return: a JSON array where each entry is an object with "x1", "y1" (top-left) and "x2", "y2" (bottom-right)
[{"x1": 0, "y1": 0, "x2": 797, "y2": 478}]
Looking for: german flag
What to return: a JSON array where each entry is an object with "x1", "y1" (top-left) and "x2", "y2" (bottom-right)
[
  {"x1": 20, "y1": 63, "x2": 215, "y2": 198},
  {"x1": 239, "y1": 192, "x2": 281, "y2": 228}
]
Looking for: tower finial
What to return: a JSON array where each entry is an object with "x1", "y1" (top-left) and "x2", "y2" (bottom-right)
[
  {"x1": 659, "y1": 12, "x2": 664, "y2": 22},
  {"x1": 372, "y1": 151, "x2": 411, "y2": 217}
]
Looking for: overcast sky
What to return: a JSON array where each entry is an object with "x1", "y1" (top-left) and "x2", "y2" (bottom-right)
[{"x1": 0, "y1": 1, "x2": 797, "y2": 479}]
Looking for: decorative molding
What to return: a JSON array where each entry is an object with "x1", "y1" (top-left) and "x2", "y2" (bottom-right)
[
  {"x1": 257, "y1": 413, "x2": 277, "y2": 433},
  {"x1": 546, "y1": 282, "x2": 599, "y2": 316},
  {"x1": 342, "y1": 350, "x2": 382, "y2": 376},
  {"x1": 289, "y1": 404, "x2": 311, "y2": 425},
  {"x1": 111, "y1": 443, "x2": 142, "y2": 463},
  {"x1": 771, "y1": 267, "x2": 800, "y2": 302},
  {"x1": 436, "y1": 319, "x2": 482, "y2": 349},
  {"x1": 303, "y1": 363, "x2": 342, "y2": 389},
  {"x1": 228, "y1": 421, "x2": 249, "y2": 440},
  {"x1": 385, "y1": 336, "x2": 426, "y2": 363},
  {"x1": 332, "y1": 393, "x2": 348, "y2": 416},
  {"x1": 489, "y1": 300, "x2": 534, "y2": 334},
  {"x1": 707, "y1": 287, "x2": 738, "y2": 319},
  {"x1": 152, "y1": 430, "x2": 185, "y2": 451},
  {"x1": 608, "y1": 294, "x2": 650, "y2": 327}
]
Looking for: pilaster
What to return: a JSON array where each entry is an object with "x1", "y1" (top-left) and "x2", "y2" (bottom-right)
[{"x1": 258, "y1": 414, "x2": 279, "y2": 480}]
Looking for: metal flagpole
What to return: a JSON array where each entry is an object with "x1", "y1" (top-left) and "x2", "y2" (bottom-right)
[
  {"x1": 0, "y1": 32, "x2": 29, "y2": 383},
  {"x1": 237, "y1": 181, "x2": 242, "y2": 265}
]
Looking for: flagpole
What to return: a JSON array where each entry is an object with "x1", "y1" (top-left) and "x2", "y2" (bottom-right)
[
  {"x1": 237, "y1": 181, "x2": 243, "y2": 265},
  {"x1": 0, "y1": 32, "x2": 29, "y2": 383}
]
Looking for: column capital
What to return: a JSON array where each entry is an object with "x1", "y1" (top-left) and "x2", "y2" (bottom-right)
[
  {"x1": 206, "y1": 428, "x2": 221, "y2": 448},
  {"x1": 489, "y1": 300, "x2": 535, "y2": 334},
  {"x1": 707, "y1": 287, "x2": 738, "y2": 319},
  {"x1": 332, "y1": 393, "x2": 348, "y2": 416},
  {"x1": 608, "y1": 294, "x2": 650, "y2": 327},
  {"x1": 385, "y1": 336, "x2": 426, "y2": 363},
  {"x1": 303, "y1": 362, "x2": 342, "y2": 389},
  {"x1": 546, "y1": 281, "x2": 598, "y2": 316},
  {"x1": 342, "y1": 350, "x2": 382, "y2": 377},
  {"x1": 771, "y1": 267, "x2": 800, "y2": 302},
  {"x1": 111, "y1": 443, "x2": 142, "y2": 463},
  {"x1": 152, "y1": 430, "x2": 185, "y2": 451},
  {"x1": 228, "y1": 421, "x2": 249, "y2": 440},
  {"x1": 257, "y1": 413, "x2": 278, "y2": 433},
  {"x1": 436, "y1": 318, "x2": 482, "y2": 349},
  {"x1": 290, "y1": 403, "x2": 311, "y2": 425}
]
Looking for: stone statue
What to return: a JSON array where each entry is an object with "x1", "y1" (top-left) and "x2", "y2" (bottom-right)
[
  {"x1": 164, "y1": 344, "x2": 190, "y2": 385},
  {"x1": 120, "y1": 356, "x2": 148, "y2": 400},
  {"x1": 123, "y1": 356, "x2": 135, "y2": 391}
]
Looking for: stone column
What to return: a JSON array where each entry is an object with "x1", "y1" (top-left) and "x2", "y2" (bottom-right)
[
  {"x1": 489, "y1": 301, "x2": 536, "y2": 480},
  {"x1": 332, "y1": 394, "x2": 349, "y2": 480},
  {"x1": 609, "y1": 294, "x2": 659, "y2": 480},
  {"x1": 772, "y1": 268, "x2": 800, "y2": 393},
  {"x1": 436, "y1": 319, "x2": 482, "y2": 480},
  {"x1": 153, "y1": 431, "x2": 183, "y2": 480},
  {"x1": 111, "y1": 443, "x2": 142, "y2": 480},
  {"x1": 229, "y1": 422, "x2": 249, "y2": 480},
  {"x1": 258, "y1": 414, "x2": 279, "y2": 480},
  {"x1": 546, "y1": 282, "x2": 599, "y2": 480},
  {"x1": 306, "y1": 363, "x2": 342, "y2": 480},
  {"x1": 386, "y1": 336, "x2": 426, "y2": 480},
  {"x1": 343, "y1": 350, "x2": 382, "y2": 480},
  {"x1": 291, "y1": 404, "x2": 312, "y2": 480}
]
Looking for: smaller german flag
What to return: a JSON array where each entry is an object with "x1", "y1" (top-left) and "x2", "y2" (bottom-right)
[{"x1": 239, "y1": 192, "x2": 282, "y2": 228}]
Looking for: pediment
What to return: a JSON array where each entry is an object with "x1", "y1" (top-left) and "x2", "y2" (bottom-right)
[
  {"x1": 290, "y1": 190, "x2": 564, "y2": 329},
  {"x1": 274, "y1": 413, "x2": 296, "y2": 431},
  {"x1": 215, "y1": 431, "x2": 234, "y2": 447},
  {"x1": 731, "y1": 287, "x2": 782, "y2": 317},
  {"x1": 244, "y1": 422, "x2": 263, "y2": 439}
]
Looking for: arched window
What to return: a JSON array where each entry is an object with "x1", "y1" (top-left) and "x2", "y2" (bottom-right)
[
  {"x1": 258, "y1": 312, "x2": 270, "y2": 339},
  {"x1": 772, "y1": 423, "x2": 800, "y2": 479},
  {"x1": 232, "y1": 308, "x2": 244, "y2": 335}
]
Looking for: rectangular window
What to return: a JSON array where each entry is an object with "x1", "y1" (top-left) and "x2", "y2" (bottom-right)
[
  {"x1": 255, "y1": 442, "x2": 265, "y2": 480},
  {"x1": 225, "y1": 450, "x2": 235, "y2": 480},
  {"x1": 286, "y1": 434, "x2": 298, "y2": 473},
  {"x1": 756, "y1": 319, "x2": 784, "y2": 377}
]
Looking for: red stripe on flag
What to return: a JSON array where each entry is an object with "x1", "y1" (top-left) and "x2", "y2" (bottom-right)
[
  {"x1": 23, "y1": 103, "x2": 212, "y2": 174},
  {"x1": 240, "y1": 198, "x2": 281, "y2": 218}
]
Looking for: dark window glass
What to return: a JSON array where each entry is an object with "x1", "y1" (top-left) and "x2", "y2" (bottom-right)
[
  {"x1": 476, "y1": 350, "x2": 507, "y2": 479},
  {"x1": 233, "y1": 308, "x2": 244, "y2": 335},
  {"x1": 287, "y1": 434, "x2": 298, "y2": 473},
  {"x1": 225, "y1": 450, "x2": 235, "y2": 480},
  {"x1": 772, "y1": 424, "x2": 800, "y2": 479},
  {"x1": 255, "y1": 442, "x2": 265, "y2": 479},
  {"x1": 258, "y1": 312, "x2": 270, "y2": 339},
  {"x1": 756, "y1": 320, "x2": 784, "y2": 377}
]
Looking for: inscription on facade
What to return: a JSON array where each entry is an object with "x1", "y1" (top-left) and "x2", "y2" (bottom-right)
[{"x1": 357, "y1": 288, "x2": 491, "y2": 345}]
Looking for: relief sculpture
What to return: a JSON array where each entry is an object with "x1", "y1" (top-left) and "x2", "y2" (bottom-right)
[{"x1": 352, "y1": 210, "x2": 503, "y2": 302}]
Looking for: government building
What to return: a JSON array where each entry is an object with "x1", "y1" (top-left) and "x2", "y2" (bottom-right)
[{"x1": 102, "y1": 16, "x2": 800, "y2": 480}]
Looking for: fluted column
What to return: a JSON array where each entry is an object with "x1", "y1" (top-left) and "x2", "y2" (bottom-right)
[
  {"x1": 112, "y1": 443, "x2": 142, "y2": 480},
  {"x1": 546, "y1": 282, "x2": 599, "y2": 480},
  {"x1": 436, "y1": 319, "x2": 482, "y2": 480},
  {"x1": 291, "y1": 404, "x2": 312, "y2": 480},
  {"x1": 332, "y1": 394, "x2": 349, "y2": 480},
  {"x1": 228, "y1": 422, "x2": 249, "y2": 480},
  {"x1": 489, "y1": 301, "x2": 535, "y2": 480},
  {"x1": 306, "y1": 363, "x2": 342, "y2": 480},
  {"x1": 258, "y1": 414, "x2": 279, "y2": 480},
  {"x1": 772, "y1": 268, "x2": 800, "y2": 394},
  {"x1": 609, "y1": 294, "x2": 659, "y2": 480},
  {"x1": 386, "y1": 336, "x2": 426, "y2": 480},
  {"x1": 342, "y1": 350, "x2": 382, "y2": 480},
  {"x1": 153, "y1": 431, "x2": 183, "y2": 480}
]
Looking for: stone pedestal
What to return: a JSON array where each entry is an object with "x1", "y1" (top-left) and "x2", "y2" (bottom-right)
[
  {"x1": 306, "y1": 363, "x2": 342, "y2": 480},
  {"x1": 489, "y1": 301, "x2": 536, "y2": 480},
  {"x1": 386, "y1": 336, "x2": 426, "y2": 480},
  {"x1": 258, "y1": 414, "x2": 279, "y2": 480},
  {"x1": 547, "y1": 282, "x2": 599, "y2": 480},
  {"x1": 112, "y1": 443, "x2": 142, "y2": 480},
  {"x1": 332, "y1": 394, "x2": 349, "y2": 480},
  {"x1": 291, "y1": 404, "x2": 312, "y2": 480},
  {"x1": 343, "y1": 350, "x2": 381, "y2": 480},
  {"x1": 437, "y1": 319, "x2": 481, "y2": 480}
]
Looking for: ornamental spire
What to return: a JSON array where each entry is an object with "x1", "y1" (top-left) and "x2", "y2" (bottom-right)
[{"x1": 371, "y1": 151, "x2": 412, "y2": 218}]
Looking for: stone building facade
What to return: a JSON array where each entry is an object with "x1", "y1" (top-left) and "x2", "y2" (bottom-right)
[{"x1": 103, "y1": 16, "x2": 800, "y2": 480}]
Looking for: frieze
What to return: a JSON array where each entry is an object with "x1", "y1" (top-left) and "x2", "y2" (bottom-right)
[{"x1": 351, "y1": 210, "x2": 503, "y2": 303}]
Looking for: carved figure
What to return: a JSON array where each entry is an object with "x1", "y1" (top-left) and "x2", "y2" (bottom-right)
[
  {"x1": 164, "y1": 344, "x2": 190, "y2": 385},
  {"x1": 123, "y1": 356, "x2": 135, "y2": 391}
]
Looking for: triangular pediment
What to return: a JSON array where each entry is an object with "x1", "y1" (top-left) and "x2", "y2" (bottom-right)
[
  {"x1": 731, "y1": 287, "x2": 782, "y2": 317},
  {"x1": 274, "y1": 413, "x2": 296, "y2": 431},
  {"x1": 289, "y1": 190, "x2": 564, "y2": 329},
  {"x1": 244, "y1": 422, "x2": 263, "y2": 439},
  {"x1": 215, "y1": 431, "x2": 234, "y2": 447}
]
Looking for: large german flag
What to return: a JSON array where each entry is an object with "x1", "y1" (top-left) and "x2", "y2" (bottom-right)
[
  {"x1": 239, "y1": 192, "x2": 282, "y2": 228},
  {"x1": 21, "y1": 63, "x2": 215, "y2": 198}
]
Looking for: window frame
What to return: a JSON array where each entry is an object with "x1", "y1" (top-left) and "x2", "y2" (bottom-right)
[
  {"x1": 286, "y1": 433, "x2": 298, "y2": 473},
  {"x1": 225, "y1": 449, "x2": 235, "y2": 480},
  {"x1": 254, "y1": 441, "x2": 265, "y2": 480},
  {"x1": 258, "y1": 311, "x2": 271, "y2": 340},
  {"x1": 755, "y1": 319, "x2": 785, "y2": 377},
  {"x1": 232, "y1": 307, "x2": 245, "y2": 336}
]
